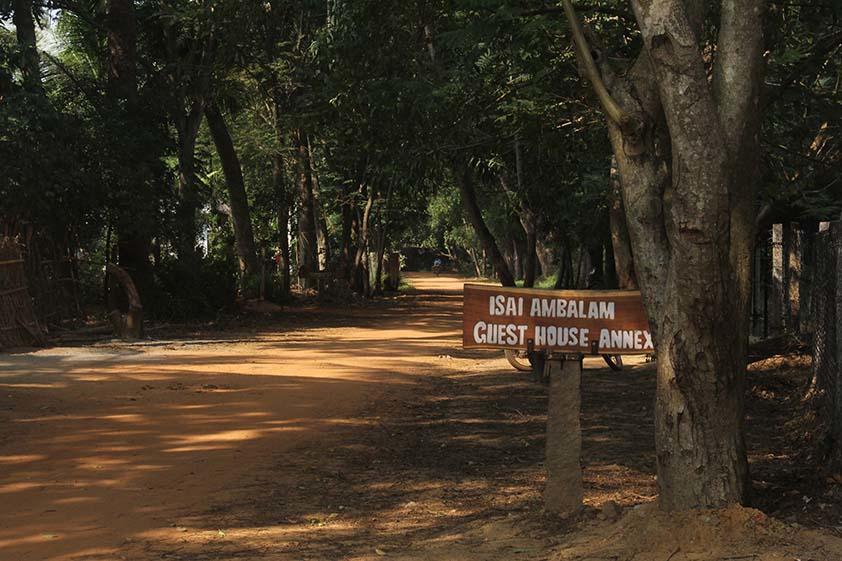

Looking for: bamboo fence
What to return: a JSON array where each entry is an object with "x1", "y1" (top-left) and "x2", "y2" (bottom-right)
[{"x1": 0, "y1": 238, "x2": 45, "y2": 348}]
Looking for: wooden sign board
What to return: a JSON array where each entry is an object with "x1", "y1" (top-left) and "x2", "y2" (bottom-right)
[{"x1": 463, "y1": 284, "x2": 652, "y2": 355}]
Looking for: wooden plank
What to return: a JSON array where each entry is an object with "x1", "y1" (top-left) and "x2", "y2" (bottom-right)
[
  {"x1": 462, "y1": 283, "x2": 653, "y2": 355},
  {"x1": 0, "y1": 259, "x2": 24, "y2": 267}
]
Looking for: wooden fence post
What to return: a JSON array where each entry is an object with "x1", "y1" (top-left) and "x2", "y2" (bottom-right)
[
  {"x1": 770, "y1": 224, "x2": 785, "y2": 335},
  {"x1": 787, "y1": 223, "x2": 803, "y2": 333}
]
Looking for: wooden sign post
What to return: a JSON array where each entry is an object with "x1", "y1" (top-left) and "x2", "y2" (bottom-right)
[
  {"x1": 544, "y1": 354, "x2": 583, "y2": 515},
  {"x1": 462, "y1": 284, "x2": 652, "y2": 516}
]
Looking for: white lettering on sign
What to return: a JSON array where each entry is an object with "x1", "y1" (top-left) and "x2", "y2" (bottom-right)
[
  {"x1": 597, "y1": 329, "x2": 654, "y2": 351},
  {"x1": 529, "y1": 298, "x2": 615, "y2": 320},
  {"x1": 464, "y1": 285, "x2": 651, "y2": 354},
  {"x1": 534, "y1": 326, "x2": 590, "y2": 348},
  {"x1": 472, "y1": 321, "x2": 529, "y2": 346},
  {"x1": 488, "y1": 296, "x2": 524, "y2": 317}
]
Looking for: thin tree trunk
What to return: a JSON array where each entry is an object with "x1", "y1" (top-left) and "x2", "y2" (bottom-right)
[
  {"x1": 352, "y1": 186, "x2": 375, "y2": 294},
  {"x1": 522, "y1": 221, "x2": 537, "y2": 287},
  {"x1": 175, "y1": 100, "x2": 204, "y2": 261},
  {"x1": 788, "y1": 223, "x2": 802, "y2": 333},
  {"x1": 374, "y1": 222, "x2": 386, "y2": 295},
  {"x1": 535, "y1": 238, "x2": 555, "y2": 278},
  {"x1": 456, "y1": 165, "x2": 515, "y2": 287},
  {"x1": 12, "y1": 0, "x2": 41, "y2": 93},
  {"x1": 468, "y1": 246, "x2": 482, "y2": 277},
  {"x1": 341, "y1": 187, "x2": 355, "y2": 278},
  {"x1": 294, "y1": 130, "x2": 319, "y2": 287},
  {"x1": 511, "y1": 239, "x2": 521, "y2": 282},
  {"x1": 273, "y1": 153, "x2": 291, "y2": 295},
  {"x1": 106, "y1": 0, "x2": 137, "y2": 103},
  {"x1": 373, "y1": 180, "x2": 393, "y2": 296},
  {"x1": 513, "y1": 136, "x2": 537, "y2": 287},
  {"x1": 107, "y1": 0, "x2": 152, "y2": 301},
  {"x1": 307, "y1": 137, "x2": 330, "y2": 269},
  {"x1": 205, "y1": 104, "x2": 260, "y2": 293},
  {"x1": 608, "y1": 157, "x2": 637, "y2": 289}
]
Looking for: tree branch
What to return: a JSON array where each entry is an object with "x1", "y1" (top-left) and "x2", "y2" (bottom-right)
[
  {"x1": 561, "y1": 0, "x2": 628, "y2": 127},
  {"x1": 713, "y1": 0, "x2": 766, "y2": 159}
]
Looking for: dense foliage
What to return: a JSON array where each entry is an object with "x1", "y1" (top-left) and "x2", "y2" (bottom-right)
[{"x1": 0, "y1": 0, "x2": 839, "y2": 318}]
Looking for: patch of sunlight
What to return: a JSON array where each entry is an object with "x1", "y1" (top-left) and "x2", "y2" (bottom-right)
[
  {"x1": 0, "y1": 482, "x2": 45, "y2": 494},
  {"x1": 0, "y1": 532, "x2": 65, "y2": 550},
  {"x1": 0, "y1": 454, "x2": 46, "y2": 464},
  {"x1": 53, "y1": 496, "x2": 99, "y2": 505},
  {"x1": 0, "y1": 382, "x2": 66, "y2": 389},
  {"x1": 99, "y1": 414, "x2": 148, "y2": 423}
]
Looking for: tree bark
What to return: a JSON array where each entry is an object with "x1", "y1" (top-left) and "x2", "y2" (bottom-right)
[
  {"x1": 294, "y1": 130, "x2": 319, "y2": 288},
  {"x1": 341, "y1": 186, "x2": 355, "y2": 278},
  {"x1": 307, "y1": 137, "x2": 331, "y2": 269},
  {"x1": 513, "y1": 136, "x2": 537, "y2": 287},
  {"x1": 511, "y1": 239, "x2": 522, "y2": 282},
  {"x1": 787, "y1": 223, "x2": 802, "y2": 333},
  {"x1": 351, "y1": 186, "x2": 375, "y2": 294},
  {"x1": 106, "y1": 0, "x2": 153, "y2": 301},
  {"x1": 544, "y1": 357, "x2": 584, "y2": 515},
  {"x1": 373, "y1": 180, "x2": 393, "y2": 295},
  {"x1": 457, "y1": 165, "x2": 515, "y2": 287},
  {"x1": 175, "y1": 100, "x2": 204, "y2": 261},
  {"x1": 106, "y1": 0, "x2": 137, "y2": 103},
  {"x1": 564, "y1": 0, "x2": 765, "y2": 509},
  {"x1": 12, "y1": 0, "x2": 41, "y2": 93},
  {"x1": 105, "y1": 263, "x2": 143, "y2": 339},
  {"x1": 536, "y1": 238, "x2": 555, "y2": 278},
  {"x1": 205, "y1": 104, "x2": 260, "y2": 293},
  {"x1": 608, "y1": 158, "x2": 637, "y2": 289},
  {"x1": 273, "y1": 153, "x2": 291, "y2": 295},
  {"x1": 771, "y1": 224, "x2": 785, "y2": 334}
]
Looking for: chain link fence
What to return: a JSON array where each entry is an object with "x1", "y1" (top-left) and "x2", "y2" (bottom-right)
[{"x1": 812, "y1": 221, "x2": 842, "y2": 467}]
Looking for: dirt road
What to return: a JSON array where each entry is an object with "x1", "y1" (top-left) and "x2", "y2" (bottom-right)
[{"x1": 0, "y1": 273, "x2": 839, "y2": 561}]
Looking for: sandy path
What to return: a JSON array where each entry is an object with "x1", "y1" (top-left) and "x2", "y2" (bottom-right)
[
  {"x1": 0, "y1": 273, "x2": 469, "y2": 561},
  {"x1": 4, "y1": 274, "x2": 839, "y2": 561}
]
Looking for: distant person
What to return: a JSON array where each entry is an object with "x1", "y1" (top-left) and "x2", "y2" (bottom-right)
[{"x1": 432, "y1": 257, "x2": 443, "y2": 276}]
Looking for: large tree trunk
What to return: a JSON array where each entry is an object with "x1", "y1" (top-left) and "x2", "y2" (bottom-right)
[
  {"x1": 12, "y1": 0, "x2": 41, "y2": 93},
  {"x1": 457, "y1": 166, "x2": 515, "y2": 287},
  {"x1": 294, "y1": 130, "x2": 319, "y2": 288},
  {"x1": 563, "y1": 0, "x2": 764, "y2": 509},
  {"x1": 205, "y1": 104, "x2": 260, "y2": 294}
]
